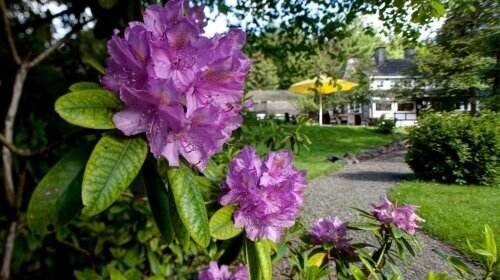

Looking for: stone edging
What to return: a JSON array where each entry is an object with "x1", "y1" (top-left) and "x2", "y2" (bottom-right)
[{"x1": 328, "y1": 139, "x2": 406, "y2": 165}]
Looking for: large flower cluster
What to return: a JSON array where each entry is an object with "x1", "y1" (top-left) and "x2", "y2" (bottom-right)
[
  {"x1": 371, "y1": 196, "x2": 425, "y2": 234},
  {"x1": 220, "y1": 146, "x2": 307, "y2": 242},
  {"x1": 309, "y1": 216, "x2": 351, "y2": 251},
  {"x1": 198, "y1": 261, "x2": 248, "y2": 280},
  {"x1": 102, "y1": 0, "x2": 251, "y2": 172}
]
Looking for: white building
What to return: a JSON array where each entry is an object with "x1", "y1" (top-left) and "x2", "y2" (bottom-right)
[{"x1": 364, "y1": 47, "x2": 422, "y2": 127}]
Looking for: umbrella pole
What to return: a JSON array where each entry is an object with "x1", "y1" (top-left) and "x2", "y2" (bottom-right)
[{"x1": 319, "y1": 94, "x2": 323, "y2": 126}]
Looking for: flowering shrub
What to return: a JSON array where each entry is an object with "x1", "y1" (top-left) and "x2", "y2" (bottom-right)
[
  {"x1": 198, "y1": 261, "x2": 248, "y2": 280},
  {"x1": 284, "y1": 198, "x2": 424, "y2": 279},
  {"x1": 220, "y1": 146, "x2": 307, "y2": 242},
  {"x1": 102, "y1": 0, "x2": 251, "y2": 171}
]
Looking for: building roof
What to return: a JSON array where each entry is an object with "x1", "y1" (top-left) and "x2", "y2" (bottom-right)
[
  {"x1": 366, "y1": 59, "x2": 417, "y2": 77},
  {"x1": 248, "y1": 90, "x2": 301, "y2": 102}
]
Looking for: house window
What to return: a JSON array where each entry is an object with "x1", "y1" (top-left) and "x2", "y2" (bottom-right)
[
  {"x1": 375, "y1": 103, "x2": 392, "y2": 111},
  {"x1": 397, "y1": 102, "x2": 414, "y2": 111}
]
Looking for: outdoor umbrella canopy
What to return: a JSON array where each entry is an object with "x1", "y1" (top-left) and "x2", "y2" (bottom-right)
[{"x1": 288, "y1": 75, "x2": 358, "y2": 126}]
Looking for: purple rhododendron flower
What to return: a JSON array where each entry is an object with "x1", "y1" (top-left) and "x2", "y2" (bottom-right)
[
  {"x1": 371, "y1": 196, "x2": 425, "y2": 234},
  {"x1": 309, "y1": 216, "x2": 351, "y2": 251},
  {"x1": 198, "y1": 261, "x2": 248, "y2": 280},
  {"x1": 220, "y1": 146, "x2": 307, "y2": 242},
  {"x1": 102, "y1": 0, "x2": 251, "y2": 172}
]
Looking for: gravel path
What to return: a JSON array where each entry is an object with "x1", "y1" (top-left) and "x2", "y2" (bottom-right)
[{"x1": 295, "y1": 150, "x2": 474, "y2": 279}]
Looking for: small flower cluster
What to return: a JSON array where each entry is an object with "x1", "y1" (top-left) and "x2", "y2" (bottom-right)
[
  {"x1": 198, "y1": 261, "x2": 248, "y2": 280},
  {"x1": 102, "y1": 0, "x2": 251, "y2": 171},
  {"x1": 371, "y1": 196, "x2": 424, "y2": 234},
  {"x1": 220, "y1": 146, "x2": 307, "y2": 242},
  {"x1": 309, "y1": 216, "x2": 351, "y2": 251}
]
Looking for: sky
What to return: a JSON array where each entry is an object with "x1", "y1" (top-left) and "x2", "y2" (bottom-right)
[{"x1": 203, "y1": 9, "x2": 445, "y2": 41}]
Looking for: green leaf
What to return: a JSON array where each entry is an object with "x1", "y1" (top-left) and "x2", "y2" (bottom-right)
[
  {"x1": 245, "y1": 239, "x2": 261, "y2": 280},
  {"x1": 167, "y1": 163, "x2": 210, "y2": 248},
  {"x1": 143, "y1": 159, "x2": 174, "y2": 244},
  {"x1": 209, "y1": 205, "x2": 243, "y2": 240},
  {"x1": 430, "y1": 1, "x2": 445, "y2": 17},
  {"x1": 27, "y1": 145, "x2": 92, "y2": 234},
  {"x1": 107, "y1": 264, "x2": 127, "y2": 280},
  {"x1": 168, "y1": 192, "x2": 190, "y2": 247},
  {"x1": 55, "y1": 89, "x2": 122, "y2": 129},
  {"x1": 69, "y1": 82, "x2": 101, "y2": 92},
  {"x1": 82, "y1": 134, "x2": 147, "y2": 216},
  {"x1": 484, "y1": 225, "x2": 497, "y2": 263},
  {"x1": 307, "y1": 252, "x2": 326, "y2": 267},
  {"x1": 349, "y1": 265, "x2": 367, "y2": 280},
  {"x1": 446, "y1": 256, "x2": 474, "y2": 276},
  {"x1": 349, "y1": 222, "x2": 381, "y2": 231},
  {"x1": 255, "y1": 240, "x2": 272, "y2": 280}
]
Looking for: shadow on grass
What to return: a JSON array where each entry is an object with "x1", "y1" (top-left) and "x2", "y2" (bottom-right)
[{"x1": 337, "y1": 171, "x2": 411, "y2": 182}]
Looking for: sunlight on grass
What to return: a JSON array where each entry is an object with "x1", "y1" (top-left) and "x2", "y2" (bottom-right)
[
  {"x1": 389, "y1": 181, "x2": 500, "y2": 260},
  {"x1": 288, "y1": 125, "x2": 401, "y2": 180}
]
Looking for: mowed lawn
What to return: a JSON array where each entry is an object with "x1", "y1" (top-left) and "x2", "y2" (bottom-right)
[
  {"x1": 389, "y1": 181, "x2": 500, "y2": 259},
  {"x1": 282, "y1": 125, "x2": 401, "y2": 179}
]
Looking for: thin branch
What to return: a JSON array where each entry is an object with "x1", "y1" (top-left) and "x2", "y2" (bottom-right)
[
  {"x1": 0, "y1": 221, "x2": 17, "y2": 280},
  {"x1": 27, "y1": 17, "x2": 92, "y2": 68},
  {"x1": 0, "y1": 0, "x2": 21, "y2": 65},
  {"x1": 27, "y1": 33, "x2": 71, "y2": 68}
]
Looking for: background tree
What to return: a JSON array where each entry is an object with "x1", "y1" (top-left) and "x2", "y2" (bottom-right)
[{"x1": 415, "y1": 0, "x2": 499, "y2": 113}]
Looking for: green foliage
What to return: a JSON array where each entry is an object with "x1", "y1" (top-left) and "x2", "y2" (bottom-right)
[
  {"x1": 246, "y1": 51, "x2": 280, "y2": 90},
  {"x1": 406, "y1": 110, "x2": 500, "y2": 185},
  {"x1": 376, "y1": 115, "x2": 397, "y2": 134},
  {"x1": 82, "y1": 134, "x2": 148, "y2": 216},
  {"x1": 27, "y1": 145, "x2": 92, "y2": 235},
  {"x1": 55, "y1": 89, "x2": 123, "y2": 129},
  {"x1": 143, "y1": 159, "x2": 174, "y2": 244},
  {"x1": 167, "y1": 163, "x2": 210, "y2": 248},
  {"x1": 209, "y1": 205, "x2": 243, "y2": 240},
  {"x1": 429, "y1": 225, "x2": 499, "y2": 279}
]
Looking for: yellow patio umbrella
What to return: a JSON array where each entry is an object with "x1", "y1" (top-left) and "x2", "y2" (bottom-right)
[{"x1": 288, "y1": 75, "x2": 358, "y2": 126}]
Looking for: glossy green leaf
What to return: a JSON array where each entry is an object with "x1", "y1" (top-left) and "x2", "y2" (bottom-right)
[
  {"x1": 69, "y1": 82, "x2": 101, "y2": 92},
  {"x1": 167, "y1": 163, "x2": 210, "y2": 248},
  {"x1": 255, "y1": 240, "x2": 272, "y2": 280},
  {"x1": 307, "y1": 252, "x2": 326, "y2": 267},
  {"x1": 350, "y1": 265, "x2": 367, "y2": 280},
  {"x1": 209, "y1": 205, "x2": 243, "y2": 240},
  {"x1": 168, "y1": 191, "x2": 190, "y2": 248},
  {"x1": 447, "y1": 256, "x2": 474, "y2": 276},
  {"x1": 484, "y1": 225, "x2": 497, "y2": 262},
  {"x1": 27, "y1": 145, "x2": 92, "y2": 234},
  {"x1": 82, "y1": 134, "x2": 147, "y2": 216},
  {"x1": 55, "y1": 89, "x2": 122, "y2": 129},
  {"x1": 143, "y1": 159, "x2": 174, "y2": 244},
  {"x1": 245, "y1": 239, "x2": 261, "y2": 280}
]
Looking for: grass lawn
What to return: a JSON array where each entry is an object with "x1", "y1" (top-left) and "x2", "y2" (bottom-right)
[
  {"x1": 261, "y1": 125, "x2": 401, "y2": 179},
  {"x1": 388, "y1": 181, "x2": 500, "y2": 259}
]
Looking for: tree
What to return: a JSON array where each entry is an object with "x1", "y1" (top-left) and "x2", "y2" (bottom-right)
[
  {"x1": 245, "y1": 51, "x2": 280, "y2": 90},
  {"x1": 415, "y1": 0, "x2": 499, "y2": 113}
]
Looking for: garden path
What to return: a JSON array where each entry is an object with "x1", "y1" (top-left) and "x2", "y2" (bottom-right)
[{"x1": 296, "y1": 150, "x2": 475, "y2": 279}]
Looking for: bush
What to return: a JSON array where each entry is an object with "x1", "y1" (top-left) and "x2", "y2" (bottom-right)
[
  {"x1": 376, "y1": 115, "x2": 396, "y2": 134},
  {"x1": 406, "y1": 110, "x2": 500, "y2": 185}
]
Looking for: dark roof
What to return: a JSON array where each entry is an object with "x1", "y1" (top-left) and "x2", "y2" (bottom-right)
[{"x1": 366, "y1": 59, "x2": 417, "y2": 76}]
